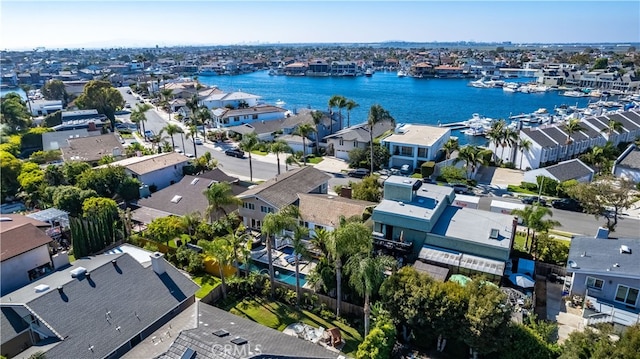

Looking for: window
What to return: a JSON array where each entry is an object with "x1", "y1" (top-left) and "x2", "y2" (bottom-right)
[
  {"x1": 260, "y1": 206, "x2": 273, "y2": 213},
  {"x1": 339, "y1": 138, "x2": 344, "y2": 146},
  {"x1": 252, "y1": 114, "x2": 258, "y2": 120},
  {"x1": 586, "y1": 276, "x2": 604, "y2": 290},
  {"x1": 243, "y1": 202, "x2": 255, "y2": 210},
  {"x1": 417, "y1": 147, "x2": 428, "y2": 158},
  {"x1": 615, "y1": 285, "x2": 639, "y2": 306},
  {"x1": 395, "y1": 146, "x2": 413, "y2": 156},
  {"x1": 353, "y1": 141, "x2": 357, "y2": 147}
]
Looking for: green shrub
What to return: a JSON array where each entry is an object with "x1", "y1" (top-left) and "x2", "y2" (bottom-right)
[{"x1": 421, "y1": 161, "x2": 435, "y2": 177}]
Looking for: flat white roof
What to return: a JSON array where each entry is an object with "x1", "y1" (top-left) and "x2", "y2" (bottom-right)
[
  {"x1": 453, "y1": 194, "x2": 480, "y2": 204},
  {"x1": 382, "y1": 124, "x2": 449, "y2": 146},
  {"x1": 490, "y1": 200, "x2": 525, "y2": 210}
]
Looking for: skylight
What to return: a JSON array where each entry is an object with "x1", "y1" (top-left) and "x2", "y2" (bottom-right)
[
  {"x1": 230, "y1": 337, "x2": 248, "y2": 345},
  {"x1": 171, "y1": 195, "x2": 182, "y2": 203},
  {"x1": 489, "y1": 228, "x2": 500, "y2": 239}
]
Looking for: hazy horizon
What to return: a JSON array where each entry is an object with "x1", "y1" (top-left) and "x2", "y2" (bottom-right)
[{"x1": 1, "y1": 1, "x2": 639, "y2": 51}]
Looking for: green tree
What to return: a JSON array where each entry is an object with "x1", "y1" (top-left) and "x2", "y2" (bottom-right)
[
  {"x1": 563, "y1": 119, "x2": 584, "y2": 145},
  {"x1": 592, "y1": 57, "x2": 609, "y2": 70},
  {"x1": 185, "y1": 125, "x2": 199, "y2": 158},
  {"x1": 328, "y1": 95, "x2": 347, "y2": 134},
  {"x1": 345, "y1": 99, "x2": 359, "y2": 128},
  {"x1": 75, "y1": 80, "x2": 125, "y2": 128},
  {"x1": 1, "y1": 92, "x2": 31, "y2": 132},
  {"x1": 366, "y1": 104, "x2": 395, "y2": 174},
  {"x1": 52, "y1": 185, "x2": 98, "y2": 217},
  {"x1": 199, "y1": 238, "x2": 233, "y2": 299},
  {"x1": 294, "y1": 123, "x2": 315, "y2": 166},
  {"x1": 485, "y1": 120, "x2": 505, "y2": 163},
  {"x1": 443, "y1": 138, "x2": 459, "y2": 160},
  {"x1": 239, "y1": 133, "x2": 259, "y2": 181},
  {"x1": 41, "y1": 79, "x2": 69, "y2": 104},
  {"x1": 454, "y1": 145, "x2": 491, "y2": 179},
  {"x1": 518, "y1": 138, "x2": 533, "y2": 170},
  {"x1": 560, "y1": 324, "x2": 617, "y2": 359},
  {"x1": 463, "y1": 280, "x2": 512, "y2": 357},
  {"x1": 146, "y1": 216, "x2": 186, "y2": 245},
  {"x1": 203, "y1": 182, "x2": 241, "y2": 221},
  {"x1": 269, "y1": 140, "x2": 292, "y2": 175},
  {"x1": 130, "y1": 103, "x2": 153, "y2": 135},
  {"x1": 61, "y1": 161, "x2": 91, "y2": 185},
  {"x1": 601, "y1": 119, "x2": 623, "y2": 139},
  {"x1": 350, "y1": 175, "x2": 382, "y2": 202},
  {"x1": 346, "y1": 252, "x2": 395, "y2": 336},
  {"x1": 262, "y1": 206, "x2": 298, "y2": 298},
  {"x1": 162, "y1": 123, "x2": 182, "y2": 150},
  {"x1": 1, "y1": 151, "x2": 22, "y2": 199},
  {"x1": 82, "y1": 197, "x2": 119, "y2": 220},
  {"x1": 439, "y1": 165, "x2": 466, "y2": 183},
  {"x1": 310, "y1": 110, "x2": 324, "y2": 155},
  {"x1": 356, "y1": 315, "x2": 396, "y2": 359}
]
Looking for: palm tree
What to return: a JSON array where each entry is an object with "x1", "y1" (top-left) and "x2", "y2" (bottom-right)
[
  {"x1": 454, "y1": 145, "x2": 490, "y2": 180},
  {"x1": 186, "y1": 125, "x2": 199, "y2": 157},
  {"x1": 518, "y1": 138, "x2": 532, "y2": 170},
  {"x1": 310, "y1": 110, "x2": 324, "y2": 155},
  {"x1": 329, "y1": 221, "x2": 373, "y2": 317},
  {"x1": 185, "y1": 94, "x2": 199, "y2": 124},
  {"x1": 225, "y1": 225, "x2": 251, "y2": 276},
  {"x1": 328, "y1": 95, "x2": 347, "y2": 134},
  {"x1": 239, "y1": 133, "x2": 259, "y2": 182},
  {"x1": 181, "y1": 211, "x2": 202, "y2": 237},
  {"x1": 528, "y1": 206, "x2": 561, "y2": 259},
  {"x1": 485, "y1": 120, "x2": 505, "y2": 163},
  {"x1": 345, "y1": 252, "x2": 395, "y2": 336},
  {"x1": 194, "y1": 107, "x2": 212, "y2": 129},
  {"x1": 366, "y1": 104, "x2": 395, "y2": 174},
  {"x1": 203, "y1": 182, "x2": 242, "y2": 222},
  {"x1": 270, "y1": 140, "x2": 292, "y2": 175},
  {"x1": 162, "y1": 123, "x2": 181, "y2": 150},
  {"x1": 130, "y1": 103, "x2": 152, "y2": 135},
  {"x1": 199, "y1": 238, "x2": 233, "y2": 299},
  {"x1": 294, "y1": 123, "x2": 315, "y2": 166},
  {"x1": 160, "y1": 88, "x2": 174, "y2": 120},
  {"x1": 563, "y1": 119, "x2": 584, "y2": 144},
  {"x1": 601, "y1": 119, "x2": 623, "y2": 139},
  {"x1": 511, "y1": 205, "x2": 535, "y2": 251},
  {"x1": 345, "y1": 99, "x2": 359, "y2": 128},
  {"x1": 443, "y1": 138, "x2": 459, "y2": 160},
  {"x1": 262, "y1": 206, "x2": 298, "y2": 298},
  {"x1": 501, "y1": 127, "x2": 519, "y2": 163},
  {"x1": 310, "y1": 227, "x2": 330, "y2": 258},
  {"x1": 291, "y1": 225, "x2": 310, "y2": 306}
]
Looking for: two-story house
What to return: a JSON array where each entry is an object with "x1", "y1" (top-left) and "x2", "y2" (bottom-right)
[
  {"x1": 201, "y1": 91, "x2": 261, "y2": 111},
  {"x1": 324, "y1": 120, "x2": 394, "y2": 160},
  {"x1": 96, "y1": 152, "x2": 189, "y2": 192},
  {"x1": 565, "y1": 236, "x2": 640, "y2": 328},
  {"x1": 212, "y1": 105, "x2": 288, "y2": 128},
  {"x1": 380, "y1": 124, "x2": 450, "y2": 173},
  {"x1": 237, "y1": 167, "x2": 331, "y2": 230}
]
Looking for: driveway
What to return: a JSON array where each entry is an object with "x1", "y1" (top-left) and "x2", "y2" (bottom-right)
[{"x1": 476, "y1": 166, "x2": 524, "y2": 189}]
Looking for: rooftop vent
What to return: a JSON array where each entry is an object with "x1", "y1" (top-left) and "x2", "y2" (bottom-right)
[
  {"x1": 568, "y1": 260, "x2": 579, "y2": 269},
  {"x1": 190, "y1": 178, "x2": 200, "y2": 185},
  {"x1": 34, "y1": 284, "x2": 50, "y2": 293},
  {"x1": 398, "y1": 202, "x2": 404, "y2": 206},
  {"x1": 620, "y1": 245, "x2": 632, "y2": 254},
  {"x1": 70, "y1": 267, "x2": 87, "y2": 278},
  {"x1": 489, "y1": 228, "x2": 500, "y2": 239},
  {"x1": 171, "y1": 195, "x2": 182, "y2": 204},
  {"x1": 111, "y1": 259, "x2": 118, "y2": 266},
  {"x1": 230, "y1": 337, "x2": 248, "y2": 346},
  {"x1": 0, "y1": 217, "x2": 12, "y2": 222},
  {"x1": 213, "y1": 329, "x2": 229, "y2": 337}
]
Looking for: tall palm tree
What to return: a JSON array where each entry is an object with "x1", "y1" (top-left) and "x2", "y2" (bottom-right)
[
  {"x1": 310, "y1": 110, "x2": 324, "y2": 155},
  {"x1": 291, "y1": 225, "x2": 310, "y2": 306},
  {"x1": 345, "y1": 252, "x2": 395, "y2": 336},
  {"x1": 518, "y1": 138, "x2": 532, "y2": 170},
  {"x1": 224, "y1": 225, "x2": 251, "y2": 276},
  {"x1": 454, "y1": 145, "x2": 490, "y2": 179},
  {"x1": 160, "y1": 88, "x2": 174, "y2": 120},
  {"x1": 328, "y1": 95, "x2": 347, "y2": 134},
  {"x1": 199, "y1": 238, "x2": 233, "y2": 299},
  {"x1": 528, "y1": 206, "x2": 561, "y2": 259},
  {"x1": 270, "y1": 140, "x2": 291, "y2": 175},
  {"x1": 262, "y1": 206, "x2": 298, "y2": 298},
  {"x1": 601, "y1": 119, "x2": 623, "y2": 139},
  {"x1": 185, "y1": 94, "x2": 199, "y2": 124},
  {"x1": 345, "y1": 99, "x2": 359, "y2": 128},
  {"x1": 563, "y1": 119, "x2": 584, "y2": 145},
  {"x1": 511, "y1": 205, "x2": 535, "y2": 251},
  {"x1": 501, "y1": 127, "x2": 519, "y2": 163},
  {"x1": 130, "y1": 103, "x2": 152, "y2": 135},
  {"x1": 181, "y1": 211, "x2": 202, "y2": 237},
  {"x1": 294, "y1": 123, "x2": 315, "y2": 166},
  {"x1": 195, "y1": 107, "x2": 212, "y2": 129},
  {"x1": 162, "y1": 123, "x2": 181, "y2": 150},
  {"x1": 329, "y1": 221, "x2": 373, "y2": 317},
  {"x1": 366, "y1": 104, "x2": 395, "y2": 174},
  {"x1": 203, "y1": 182, "x2": 241, "y2": 222},
  {"x1": 186, "y1": 125, "x2": 199, "y2": 157},
  {"x1": 239, "y1": 133, "x2": 259, "y2": 182},
  {"x1": 485, "y1": 120, "x2": 505, "y2": 163},
  {"x1": 443, "y1": 138, "x2": 459, "y2": 160}
]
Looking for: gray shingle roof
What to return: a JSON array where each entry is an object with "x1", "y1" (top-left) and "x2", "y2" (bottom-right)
[
  {"x1": 155, "y1": 302, "x2": 338, "y2": 359},
  {"x1": 544, "y1": 159, "x2": 594, "y2": 182},
  {"x1": 324, "y1": 120, "x2": 393, "y2": 142},
  {"x1": 238, "y1": 167, "x2": 331, "y2": 209},
  {"x1": 1, "y1": 307, "x2": 29, "y2": 344},
  {"x1": 522, "y1": 128, "x2": 557, "y2": 148},
  {"x1": 2, "y1": 253, "x2": 199, "y2": 359},
  {"x1": 567, "y1": 237, "x2": 640, "y2": 278},
  {"x1": 621, "y1": 110, "x2": 640, "y2": 125},
  {"x1": 606, "y1": 113, "x2": 639, "y2": 131},
  {"x1": 618, "y1": 146, "x2": 640, "y2": 170}
]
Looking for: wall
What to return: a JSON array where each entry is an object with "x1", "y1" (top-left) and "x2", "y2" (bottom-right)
[
  {"x1": 425, "y1": 233, "x2": 510, "y2": 262},
  {"x1": 135, "y1": 164, "x2": 186, "y2": 191},
  {"x1": 570, "y1": 272, "x2": 640, "y2": 306},
  {"x1": 0, "y1": 246, "x2": 51, "y2": 295}
]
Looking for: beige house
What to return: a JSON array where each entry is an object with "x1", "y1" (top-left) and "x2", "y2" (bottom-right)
[{"x1": 237, "y1": 167, "x2": 330, "y2": 229}]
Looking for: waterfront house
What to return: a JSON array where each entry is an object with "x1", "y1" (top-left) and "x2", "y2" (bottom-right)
[
  {"x1": 612, "y1": 144, "x2": 640, "y2": 183},
  {"x1": 201, "y1": 91, "x2": 261, "y2": 111},
  {"x1": 523, "y1": 158, "x2": 595, "y2": 184},
  {"x1": 284, "y1": 62, "x2": 308, "y2": 76},
  {"x1": 433, "y1": 65, "x2": 465, "y2": 78},
  {"x1": 212, "y1": 105, "x2": 287, "y2": 128},
  {"x1": 565, "y1": 236, "x2": 640, "y2": 328},
  {"x1": 0, "y1": 252, "x2": 198, "y2": 359},
  {"x1": 237, "y1": 167, "x2": 330, "y2": 230},
  {"x1": 60, "y1": 133, "x2": 125, "y2": 165},
  {"x1": 380, "y1": 124, "x2": 450, "y2": 173},
  {"x1": 324, "y1": 120, "x2": 394, "y2": 160},
  {"x1": 371, "y1": 176, "x2": 516, "y2": 280},
  {"x1": 330, "y1": 61, "x2": 359, "y2": 76},
  {"x1": 410, "y1": 62, "x2": 433, "y2": 78},
  {"x1": 307, "y1": 59, "x2": 331, "y2": 76}
]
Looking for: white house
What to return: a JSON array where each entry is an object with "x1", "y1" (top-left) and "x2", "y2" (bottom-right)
[
  {"x1": 523, "y1": 159, "x2": 595, "y2": 184},
  {"x1": 212, "y1": 105, "x2": 287, "y2": 128},
  {"x1": 28, "y1": 99, "x2": 63, "y2": 116},
  {"x1": 324, "y1": 120, "x2": 394, "y2": 160},
  {"x1": 201, "y1": 91, "x2": 261, "y2": 111},
  {"x1": 97, "y1": 152, "x2": 189, "y2": 191},
  {"x1": 381, "y1": 124, "x2": 450, "y2": 171},
  {"x1": 612, "y1": 144, "x2": 640, "y2": 183}
]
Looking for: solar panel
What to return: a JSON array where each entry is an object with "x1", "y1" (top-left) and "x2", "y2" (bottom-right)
[{"x1": 180, "y1": 347, "x2": 196, "y2": 359}]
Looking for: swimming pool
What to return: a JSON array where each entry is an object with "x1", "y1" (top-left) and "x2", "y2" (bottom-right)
[
  {"x1": 240, "y1": 262, "x2": 307, "y2": 287},
  {"x1": 280, "y1": 246, "x2": 294, "y2": 255}
]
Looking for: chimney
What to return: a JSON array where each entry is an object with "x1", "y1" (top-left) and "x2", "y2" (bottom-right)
[
  {"x1": 340, "y1": 186, "x2": 352, "y2": 199},
  {"x1": 88, "y1": 121, "x2": 97, "y2": 131},
  {"x1": 150, "y1": 252, "x2": 165, "y2": 275}
]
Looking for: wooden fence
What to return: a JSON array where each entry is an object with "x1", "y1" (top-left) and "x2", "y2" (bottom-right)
[{"x1": 535, "y1": 261, "x2": 568, "y2": 278}]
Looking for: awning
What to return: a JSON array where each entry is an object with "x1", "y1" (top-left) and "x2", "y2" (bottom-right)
[
  {"x1": 413, "y1": 261, "x2": 449, "y2": 281},
  {"x1": 418, "y1": 245, "x2": 506, "y2": 276}
]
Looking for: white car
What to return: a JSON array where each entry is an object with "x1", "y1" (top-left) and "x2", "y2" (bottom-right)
[
  {"x1": 185, "y1": 153, "x2": 195, "y2": 158},
  {"x1": 174, "y1": 147, "x2": 183, "y2": 154},
  {"x1": 194, "y1": 138, "x2": 203, "y2": 145}
]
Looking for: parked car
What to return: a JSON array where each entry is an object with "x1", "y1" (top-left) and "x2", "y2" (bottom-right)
[
  {"x1": 185, "y1": 153, "x2": 195, "y2": 158},
  {"x1": 400, "y1": 164, "x2": 412, "y2": 175},
  {"x1": 551, "y1": 198, "x2": 583, "y2": 212},
  {"x1": 521, "y1": 196, "x2": 547, "y2": 206},
  {"x1": 224, "y1": 148, "x2": 245, "y2": 158},
  {"x1": 194, "y1": 138, "x2": 203, "y2": 145},
  {"x1": 451, "y1": 183, "x2": 470, "y2": 194},
  {"x1": 347, "y1": 168, "x2": 370, "y2": 178}
]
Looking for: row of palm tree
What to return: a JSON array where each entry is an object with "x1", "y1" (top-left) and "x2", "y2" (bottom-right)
[
  {"x1": 485, "y1": 119, "x2": 519, "y2": 164},
  {"x1": 328, "y1": 95, "x2": 359, "y2": 133},
  {"x1": 511, "y1": 204, "x2": 560, "y2": 258}
]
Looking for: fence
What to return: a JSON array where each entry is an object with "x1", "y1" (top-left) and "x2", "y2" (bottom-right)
[{"x1": 535, "y1": 261, "x2": 568, "y2": 278}]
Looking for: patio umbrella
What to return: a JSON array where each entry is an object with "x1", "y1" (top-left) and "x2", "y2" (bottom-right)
[
  {"x1": 509, "y1": 273, "x2": 535, "y2": 289},
  {"x1": 448, "y1": 274, "x2": 472, "y2": 287}
]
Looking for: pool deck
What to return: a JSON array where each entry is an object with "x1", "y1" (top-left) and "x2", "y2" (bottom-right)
[{"x1": 250, "y1": 248, "x2": 318, "y2": 277}]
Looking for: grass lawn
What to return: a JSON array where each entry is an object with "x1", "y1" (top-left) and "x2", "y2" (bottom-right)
[
  {"x1": 307, "y1": 157, "x2": 323, "y2": 164},
  {"x1": 218, "y1": 296, "x2": 363, "y2": 356},
  {"x1": 192, "y1": 274, "x2": 221, "y2": 299},
  {"x1": 251, "y1": 150, "x2": 269, "y2": 156}
]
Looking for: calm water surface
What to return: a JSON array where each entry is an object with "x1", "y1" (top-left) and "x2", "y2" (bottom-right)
[{"x1": 199, "y1": 71, "x2": 592, "y2": 146}]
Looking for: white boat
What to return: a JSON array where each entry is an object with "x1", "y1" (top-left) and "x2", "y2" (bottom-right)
[
  {"x1": 463, "y1": 125, "x2": 486, "y2": 136},
  {"x1": 562, "y1": 90, "x2": 587, "y2": 98},
  {"x1": 503, "y1": 84, "x2": 518, "y2": 93},
  {"x1": 397, "y1": 69, "x2": 407, "y2": 78},
  {"x1": 275, "y1": 99, "x2": 286, "y2": 107},
  {"x1": 365, "y1": 68, "x2": 374, "y2": 77}
]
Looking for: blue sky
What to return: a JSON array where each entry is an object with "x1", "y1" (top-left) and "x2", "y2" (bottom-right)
[{"x1": 1, "y1": 1, "x2": 638, "y2": 50}]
